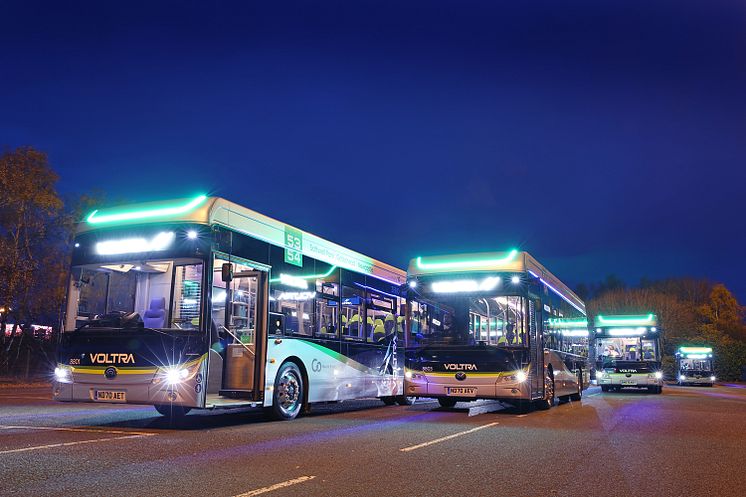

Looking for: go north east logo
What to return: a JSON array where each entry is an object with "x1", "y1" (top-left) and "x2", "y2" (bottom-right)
[
  {"x1": 443, "y1": 363, "x2": 478, "y2": 371},
  {"x1": 89, "y1": 353, "x2": 135, "y2": 365}
]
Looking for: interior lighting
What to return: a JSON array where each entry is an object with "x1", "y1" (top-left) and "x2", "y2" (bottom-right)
[
  {"x1": 415, "y1": 249, "x2": 518, "y2": 271},
  {"x1": 270, "y1": 266, "x2": 337, "y2": 286},
  {"x1": 86, "y1": 195, "x2": 208, "y2": 225},
  {"x1": 95, "y1": 231, "x2": 175, "y2": 255}
]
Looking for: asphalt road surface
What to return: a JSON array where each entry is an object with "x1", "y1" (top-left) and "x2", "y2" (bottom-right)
[{"x1": 1, "y1": 383, "x2": 745, "y2": 497}]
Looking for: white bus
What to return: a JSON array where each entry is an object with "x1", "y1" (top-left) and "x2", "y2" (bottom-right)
[
  {"x1": 593, "y1": 314, "x2": 663, "y2": 393},
  {"x1": 404, "y1": 250, "x2": 590, "y2": 411},
  {"x1": 676, "y1": 346, "x2": 715, "y2": 386},
  {"x1": 54, "y1": 195, "x2": 409, "y2": 420}
]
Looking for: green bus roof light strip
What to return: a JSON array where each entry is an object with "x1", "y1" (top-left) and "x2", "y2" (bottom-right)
[
  {"x1": 596, "y1": 314, "x2": 655, "y2": 326},
  {"x1": 415, "y1": 249, "x2": 519, "y2": 271},
  {"x1": 86, "y1": 195, "x2": 208, "y2": 225}
]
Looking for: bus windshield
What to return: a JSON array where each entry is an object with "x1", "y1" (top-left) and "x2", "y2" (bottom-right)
[
  {"x1": 680, "y1": 358, "x2": 713, "y2": 373},
  {"x1": 595, "y1": 337, "x2": 659, "y2": 365},
  {"x1": 67, "y1": 258, "x2": 204, "y2": 331},
  {"x1": 410, "y1": 294, "x2": 527, "y2": 347}
]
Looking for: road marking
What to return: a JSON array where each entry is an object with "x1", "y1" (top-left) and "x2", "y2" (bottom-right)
[
  {"x1": 516, "y1": 414, "x2": 528, "y2": 418},
  {"x1": 233, "y1": 476, "x2": 317, "y2": 496},
  {"x1": 0, "y1": 434, "x2": 152, "y2": 455},
  {"x1": 0, "y1": 425, "x2": 155, "y2": 436},
  {"x1": 400, "y1": 422, "x2": 499, "y2": 452}
]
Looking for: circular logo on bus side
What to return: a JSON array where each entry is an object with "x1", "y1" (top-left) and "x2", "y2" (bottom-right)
[
  {"x1": 455, "y1": 372, "x2": 467, "y2": 381},
  {"x1": 104, "y1": 367, "x2": 117, "y2": 380}
]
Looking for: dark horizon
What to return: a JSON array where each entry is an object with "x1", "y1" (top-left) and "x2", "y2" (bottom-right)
[{"x1": 2, "y1": 1, "x2": 745, "y2": 301}]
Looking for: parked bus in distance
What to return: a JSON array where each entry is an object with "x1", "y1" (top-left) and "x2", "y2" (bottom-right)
[
  {"x1": 593, "y1": 314, "x2": 663, "y2": 393},
  {"x1": 676, "y1": 346, "x2": 715, "y2": 386},
  {"x1": 54, "y1": 195, "x2": 409, "y2": 420},
  {"x1": 404, "y1": 250, "x2": 589, "y2": 412}
]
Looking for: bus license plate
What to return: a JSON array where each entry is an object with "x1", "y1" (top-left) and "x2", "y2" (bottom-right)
[
  {"x1": 621, "y1": 380, "x2": 637, "y2": 386},
  {"x1": 94, "y1": 390, "x2": 126, "y2": 402},
  {"x1": 447, "y1": 387, "x2": 477, "y2": 397}
]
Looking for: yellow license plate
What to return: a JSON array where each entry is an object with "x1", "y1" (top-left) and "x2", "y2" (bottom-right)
[{"x1": 94, "y1": 390, "x2": 126, "y2": 402}]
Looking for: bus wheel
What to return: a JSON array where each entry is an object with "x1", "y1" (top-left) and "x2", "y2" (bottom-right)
[
  {"x1": 381, "y1": 396, "x2": 397, "y2": 406},
  {"x1": 154, "y1": 404, "x2": 191, "y2": 419},
  {"x1": 396, "y1": 396, "x2": 416, "y2": 406},
  {"x1": 271, "y1": 362, "x2": 304, "y2": 420},
  {"x1": 601, "y1": 385, "x2": 610, "y2": 392},
  {"x1": 656, "y1": 386, "x2": 663, "y2": 394},
  {"x1": 535, "y1": 371, "x2": 555, "y2": 410},
  {"x1": 438, "y1": 398, "x2": 458, "y2": 408}
]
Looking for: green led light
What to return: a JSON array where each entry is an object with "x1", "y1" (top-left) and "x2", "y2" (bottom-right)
[
  {"x1": 86, "y1": 195, "x2": 208, "y2": 225},
  {"x1": 679, "y1": 346, "x2": 712, "y2": 354},
  {"x1": 596, "y1": 314, "x2": 655, "y2": 326},
  {"x1": 269, "y1": 265, "x2": 337, "y2": 283},
  {"x1": 415, "y1": 249, "x2": 518, "y2": 271},
  {"x1": 548, "y1": 318, "x2": 588, "y2": 329}
]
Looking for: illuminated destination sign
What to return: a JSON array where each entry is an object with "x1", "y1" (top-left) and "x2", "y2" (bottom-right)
[
  {"x1": 278, "y1": 274, "x2": 310, "y2": 289},
  {"x1": 277, "y1": 292, "x2": 316, "y2": 301},
  {"x1": 431, "y1": 276, "x2": 501, "y2": 293},
  {"x1": 95, "y1": 231, "x2": 175, "y2": 255}
]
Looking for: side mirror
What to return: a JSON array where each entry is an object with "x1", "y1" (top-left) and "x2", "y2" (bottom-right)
[{"x1": 221, "y1": 263, "x2": 234, "y2": 283}]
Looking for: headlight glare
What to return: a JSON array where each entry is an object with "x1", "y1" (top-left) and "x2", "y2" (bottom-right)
[
  {"x1": 515, "y1": 371, "x2": 527, "y2": 383},
  {"x1": 54, "y1": 366, "x2": 71, "y2": 382},
  {"x1": 654, "y1": 371, "x2": 663, "y2": 380},
  {"x1": 710, "y1": 376, "x2": 716, "y2": 381}
]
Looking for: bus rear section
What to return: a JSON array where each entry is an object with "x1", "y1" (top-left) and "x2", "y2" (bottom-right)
[
  {"x1": 676, "y1": 346, "x2": 716, "y2": 386},
  {"x1": 593, "y1": 314, "x2": 664, "y2": 393}
]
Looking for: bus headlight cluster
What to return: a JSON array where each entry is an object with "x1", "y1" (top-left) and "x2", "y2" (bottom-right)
[
  {"x1": 597, "y1": 370, "x2": 606, "y2": 378},
  {"x1": 154, "y1": 363, "x2": 199, "y2": 386},
  {"x1": 679, "y1": 374, "x2": 686, "y2": 381},
  {"x1": 654, "y1": 371, "x2": 663, "y2": 380},
  {"x1": 54, "y1": 366, "x2": 72, "y2": 383},
  {"x1": 515, "y1": 371, "x2": 527, "y2": 383},
  {"x1": 166, "y1": 368, "x2": 190, "y2": 385},
  {"x1": 710, "y1": 376, "x2": 716, "y2": 382}
]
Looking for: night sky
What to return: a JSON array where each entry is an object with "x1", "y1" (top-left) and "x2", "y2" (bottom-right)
[{"x1": 2, "y1": 1, "x2": 745, "y2": 300}]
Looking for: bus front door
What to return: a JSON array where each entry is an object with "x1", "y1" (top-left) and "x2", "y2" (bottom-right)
[{"x1": 220, "y1": 270, "x2": 267, "y2": 400}]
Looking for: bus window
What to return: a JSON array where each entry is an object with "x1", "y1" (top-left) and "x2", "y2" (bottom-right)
[
  {"x1": 316, "y1": 281, "x2": 339, "y2": 338},
  {"x1": 366, "y1": 292, "x2": 395, "y2": 344},
  {"x1": 341, "y1": 286, "x2": 364, "y2": 341},
  {"x1": 171, "y1": 263, "x2": 203, "y2": 329}
]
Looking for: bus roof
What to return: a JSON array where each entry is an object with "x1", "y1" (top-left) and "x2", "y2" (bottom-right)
[
  {"x1": 408, "y1": 250, "x2": 585, "y2": 314},
  {"x1": 78, "y1": 195, "x2": 405, "y2": 285}
]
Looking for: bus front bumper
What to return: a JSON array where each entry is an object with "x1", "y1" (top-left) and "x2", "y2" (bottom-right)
[
  {"x1": 52, "y1": 378, "x2": 202, "y2": 408},
  {"x1": 598, "y1": 374, "x2": 662, "y2": 388},
  {"x1": 405, "y1": 372, "x2": 530, "y2": 400}
]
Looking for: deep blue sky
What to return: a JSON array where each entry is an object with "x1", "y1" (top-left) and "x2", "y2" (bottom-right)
[{"x1": 2, "y1": 1, "x2": 745, "y2": 301}]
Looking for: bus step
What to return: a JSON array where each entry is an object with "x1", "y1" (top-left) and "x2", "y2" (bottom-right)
[{"x1": 219, "y1": 389, "x2": 254, "y2": 399}]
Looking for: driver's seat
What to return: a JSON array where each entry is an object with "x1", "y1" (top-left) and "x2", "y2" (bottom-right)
[{"x1": 143, "y1": 298, "x2": 166, "y2": 328}]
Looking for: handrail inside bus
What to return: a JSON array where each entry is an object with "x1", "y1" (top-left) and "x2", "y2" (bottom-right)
[{"x1": 219, "y1": 325, "x2": 255, "y2": 356}]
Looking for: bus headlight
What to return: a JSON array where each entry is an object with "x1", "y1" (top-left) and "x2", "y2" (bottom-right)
[
  {"x1": 166, "y1": 368, "x2": 189, "y2": 385},
  {"x1": 54, "y1": 366, "x2": 72, "y2": 383},
  {"x1": 654, "y1": 371, "x2": 663, "y2": 380},
  {"x1": 679, "y1": 374, "x2": 686, "y2": 381},
  {"x1": 154, "y1": 362, "x2": 200, "y2": 386},
  {"x1": 405, "y1": 370, "x2": 413, "y2": 380},
  {"x1": 597, "y1": 370, "x2": 606, "y2": 378},
  {"x1": 515, "y1": 371, "x2": 527, "y2": 383},
  {"x1": 710, "y1": 376, "x2": 716, "y2": 382}
]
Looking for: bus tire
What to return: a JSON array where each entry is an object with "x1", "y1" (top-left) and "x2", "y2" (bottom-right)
[
  {"x1": 535, "y1": 370, "x2": 555, "y2": 411},
  {"x1": 601, "y1": 385, "x2": 610, "y2": 392},
  {"x1": 154, "y1": 404, "x2": 191, "y2": 419},
  {"x1": 270, "y1": 361, "x2": 304, "y2": 420},
  {"x1": 438, "y1": 398, "x2": 458, "y2": 408},
  {"x1": 396, "y1": 395, "x2": 416, "y2": 406},
  {"x1": 381, "y1": 396, "x2": 397, "y2": 406}
]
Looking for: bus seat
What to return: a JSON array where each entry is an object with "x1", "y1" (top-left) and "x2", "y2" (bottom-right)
[
  {"x1": 143, "y1": 298, "x2": 166, "y2": 328},
  {"x1": 373, "y1": 319, "x2": 385, "y2": 342}
]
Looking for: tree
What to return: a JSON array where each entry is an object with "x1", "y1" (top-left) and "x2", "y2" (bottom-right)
[{"x1": 698, "y1": 284, "x2": 746, "y2": 341}]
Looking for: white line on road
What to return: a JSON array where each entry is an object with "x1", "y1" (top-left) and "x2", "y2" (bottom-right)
[
  {"x1": 233, "y1": 476, "x2": 317, "y2": 496},
  {"x1": 0, "y1": 425, "x2": 155, "y2": 436},
  {"x1": 516, "y1": 414, "x2": 528, "y2": 418},
  {"x1": 400, "y1": 422, "x2": 499, "y2": 452},
  {"x1": 0, "y1": 434, "x2": 152, "y2": 455}
]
